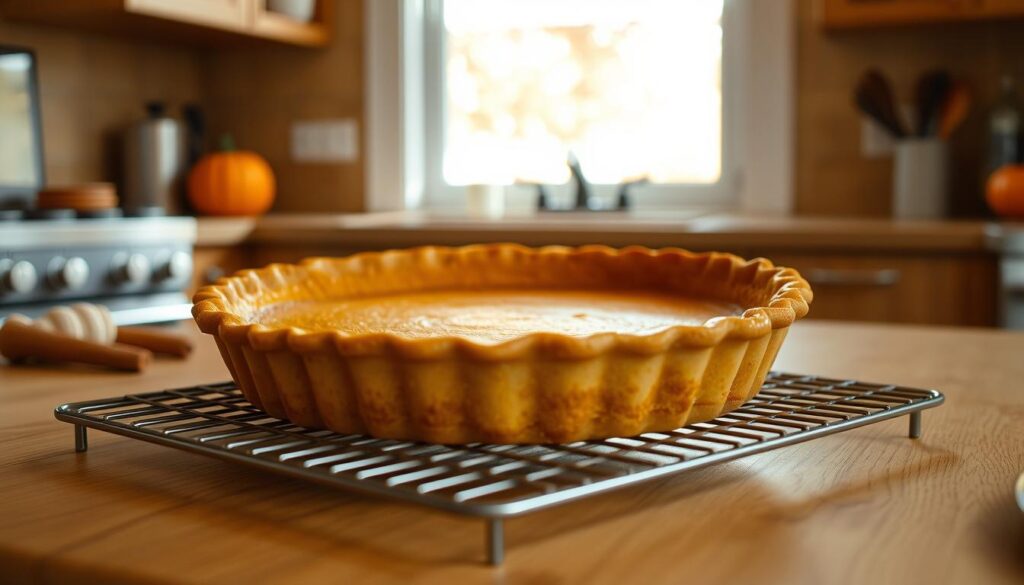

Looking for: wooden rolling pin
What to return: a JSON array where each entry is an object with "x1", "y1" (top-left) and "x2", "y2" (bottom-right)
[
  {"x1": 0, "y1": 303, "x2": 193, "y2": 373},
  {"x1": 22, "y1": 303, "x2": 193, "y2": 357},
  {"x1": 0, "y1": 318, "x2": 151, "y2": 372}
]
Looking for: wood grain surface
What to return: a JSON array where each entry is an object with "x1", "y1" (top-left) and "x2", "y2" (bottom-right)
[{"x1": 0, "y1": 321, "x2": 1022, "y2": 584}]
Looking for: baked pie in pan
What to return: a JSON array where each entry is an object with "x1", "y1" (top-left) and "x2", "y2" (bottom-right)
[{"x1": 193, "y1": 244, "x2": 812, "y2": 444}]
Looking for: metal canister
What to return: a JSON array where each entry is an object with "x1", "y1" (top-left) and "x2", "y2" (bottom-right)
[{"x1": 123, "y1": 102, "x2": 183, "y2": 216}]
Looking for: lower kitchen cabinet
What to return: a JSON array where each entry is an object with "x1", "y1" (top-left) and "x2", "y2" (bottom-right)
[
  {"x1": 190, "y1": 246, "x2": 251, "y2": 295},
  {"x1": 765, "y1": 252, "x2": 998, "y2": 327},
  {"x1": 206, "y1": 242, "x2": 1000, "y2": 328}
]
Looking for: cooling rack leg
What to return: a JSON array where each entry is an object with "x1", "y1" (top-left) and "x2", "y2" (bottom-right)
[
  {"x1": 908, "y1": 412, "x2": 922, "y2": 439},
  {"x1": 486, "y1": 518, "x2": 504, "y2": 566},
  {"x1": 74, "y1": 425, "x2": 88, "y2": 452}
]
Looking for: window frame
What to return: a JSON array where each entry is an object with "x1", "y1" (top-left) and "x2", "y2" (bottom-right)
[{"x1": 365, "y1": 0, "x2": 794, "y2": 214}]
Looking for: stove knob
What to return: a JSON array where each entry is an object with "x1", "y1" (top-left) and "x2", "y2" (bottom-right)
[
  {"x1": 0, "y1": 260, "x2": 37, "y2": 294},
  {"x1": 48, "y1": 256, "x2": 90, "y2": 291},
  {"x1": 112, "y1": 253, "x2": 151, "y2": 285},
  {"x1": 157, "y1": 251, "x2": 192, "y2": 282}
]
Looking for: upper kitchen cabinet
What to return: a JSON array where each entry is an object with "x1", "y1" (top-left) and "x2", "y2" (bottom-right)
[
  {"x1": 126, "y1": 0, "x2": 252, "y2": 31},
  {"x1": 0, "y1": 0, "x2": 331, "y2": 47},
  {"x1": 817, "y1": 0, "x2": 1024, "y2": 29}
]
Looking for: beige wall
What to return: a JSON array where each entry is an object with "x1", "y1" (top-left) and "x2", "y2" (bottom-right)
[
  {"x1": 0, "y1": 0, "x2": 362, "y2": 213},
  {"x1": 795, "y1": 0, "x2": 1024, "y2": 217},
  {"x1": 0, "y1": 16, "x2": 204, "y2": 188},
  {"x1": 6, "y1": 0, "x2": 1024, "y2": 217},
  {"x1": 202, "y1": 0, "x2": 365, "y2": 213}
]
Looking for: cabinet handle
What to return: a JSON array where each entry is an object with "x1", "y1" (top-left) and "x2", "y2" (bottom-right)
[{"x1": 804, "y1": 268, "x2": 901, "y2": 287}]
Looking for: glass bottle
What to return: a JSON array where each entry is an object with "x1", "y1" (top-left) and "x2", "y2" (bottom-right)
[{"x1": 989, "y1": 76, "x2": 1022, "y2": 173}]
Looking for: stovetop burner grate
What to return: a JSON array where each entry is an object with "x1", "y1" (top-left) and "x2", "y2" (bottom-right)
[{"x1": 55, "y1": 372, "x2": 944, "y2": 565}]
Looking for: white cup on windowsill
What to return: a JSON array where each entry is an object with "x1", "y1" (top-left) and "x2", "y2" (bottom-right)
[
  {"x1": 892, "y1": 138, "x2": 949, "y2": 219},
  {"x1": 465, "y1": 184, "x2": 506, "y2": 219}
]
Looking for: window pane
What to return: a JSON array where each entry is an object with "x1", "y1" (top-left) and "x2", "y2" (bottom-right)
[{"x1": 443, "y1": 0, "x2": 723, "y2": 186}]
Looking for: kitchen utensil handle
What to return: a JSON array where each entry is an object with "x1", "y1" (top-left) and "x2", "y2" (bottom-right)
[
  {"x1": 0, "y1": 320, "x2": 151, "y2": 372},
  {"x1": 805, "y1": 268, "x2": 901, "y2": 287},
  {"x1": 117, "y1": 326, "x2": 194, "y2": 357}
]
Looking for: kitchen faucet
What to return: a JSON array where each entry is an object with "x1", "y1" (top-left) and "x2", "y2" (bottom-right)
[
  {"x1": 535, "y1": 152, "x2": 645, "y2": 212},
  {"x1": 566, "y1": 151, "x2": 592, "y2": 210}
]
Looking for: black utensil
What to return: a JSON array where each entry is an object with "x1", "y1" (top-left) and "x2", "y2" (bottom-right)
[
  {"x1": 914, "y1": 69, "x2": 951, "y2": 137},
  {"x1": 854, "y1": 69, "x2": 908, "y2": 139},
  {"x1": 182, "y1": 103, "x2": 206, "y2": 167},
  {"x1": 854, "y1": 90, "x2": 901, "y2": 138}
]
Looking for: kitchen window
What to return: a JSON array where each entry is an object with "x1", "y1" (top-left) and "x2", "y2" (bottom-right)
[{"x1": 366, "y1": 0, "x2": 794, "y2": 213}]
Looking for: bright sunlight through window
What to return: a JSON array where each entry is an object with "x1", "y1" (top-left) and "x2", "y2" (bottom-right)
[{"x1": 442, "y1": 0, "x2": 724, "y2": 187}]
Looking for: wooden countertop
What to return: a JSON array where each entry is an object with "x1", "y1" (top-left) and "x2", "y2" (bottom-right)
[
  {"x1": 196, "y1": 212, "x2": 998, "y2": 253},
  {"x1": 1, "y1": 321, "x2": 1022, "y2": 584}
]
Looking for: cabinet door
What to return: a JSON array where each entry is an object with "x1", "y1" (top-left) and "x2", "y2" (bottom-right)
[
  {"x1": 251, "y1": 0, "x2": 330, "y2": 47},
  {"x1": 766, "y1": 253, "x2": 997, "y2": 326},
  {"x1": 191, "y1": 246, "x2": 249, "y2": 295},
  {"x1": 818, "y1": 0, "x2": 986, "y2": 28},
  {"x1": 982, "y1": 0, "x2": 1024, "y2": 17},
  {"x1": 125, "y1": 0, "x2": 252, "y2": 31}
]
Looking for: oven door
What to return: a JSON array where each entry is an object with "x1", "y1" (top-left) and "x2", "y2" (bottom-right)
[
  {"x1": 1000, "y1": 256, "x2": 1024, "y2": 329},
  {"x1": 0, "y1": 293, "x2": 192, "y2": 326}
]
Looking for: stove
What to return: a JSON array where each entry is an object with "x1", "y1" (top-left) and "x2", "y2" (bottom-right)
[
  {"x1": 987, "y1": 224, "x2": 1024, "y2": 330},
  {"x1": 0, "y1": 46, "x2": 196, "y2": 324},
  {"x1": 0, "y1": 210, "x2": 196, "y2": 325}
]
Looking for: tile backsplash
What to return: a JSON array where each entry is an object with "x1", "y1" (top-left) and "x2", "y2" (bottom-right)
[
  {"x1": 0, "y1": 0, "x2": 362, "y2": 214},
  {"x1": 0, "y1": 16, "x2": 204, "y2": 187},
  {"x1": 4, "y1": 0, "x2": 1024, "y2": 218},
  {"x1": 202, "y1": 0, "x2": 364, "y2": 213},
  {"x1": 795, "y1": 0, "x2": 1024, "y2": 218}
]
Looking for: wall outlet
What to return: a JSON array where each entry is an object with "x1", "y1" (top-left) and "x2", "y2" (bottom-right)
[{"x1": 291, "y1": 119, "x2": 359, "y2": 163}]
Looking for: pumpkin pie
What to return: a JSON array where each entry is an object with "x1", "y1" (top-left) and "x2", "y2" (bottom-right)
[{"x1": 192, "y1": 244, "x2": 812, "y2": 444}]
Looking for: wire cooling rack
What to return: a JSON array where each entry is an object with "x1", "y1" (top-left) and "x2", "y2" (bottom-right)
[{"x1": 55, "y1": 372, "x2": 943, "y2": 565}]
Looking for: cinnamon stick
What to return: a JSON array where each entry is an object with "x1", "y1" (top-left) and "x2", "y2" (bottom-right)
[
  {"x1": 0, "y1": 320, "x2": 150, "y2": 372},
  {"x1": 116, "y1": 326, "x2": 194, "y2": 358}
]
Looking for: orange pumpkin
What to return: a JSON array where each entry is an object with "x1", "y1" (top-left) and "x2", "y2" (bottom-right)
[
  {"x1": 986, "y1": 164, "x2": 1024, "y2": 218},
  {"x1": 187, "y1": 136, "x2": 275, "y2": 216}
]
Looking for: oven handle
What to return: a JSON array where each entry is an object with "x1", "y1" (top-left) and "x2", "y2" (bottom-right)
[{"x1": 804, "y1": 268, "x2": 902, "y2": 287}]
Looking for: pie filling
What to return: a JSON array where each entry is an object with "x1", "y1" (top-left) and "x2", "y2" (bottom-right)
[{"x1": 257, "y1": 289, "x2": 742, "y2": 343}]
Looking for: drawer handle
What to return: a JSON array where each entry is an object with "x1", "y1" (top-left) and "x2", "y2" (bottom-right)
[{"x1": 804, "y1": 268, "x2": 901, "y2": 287}]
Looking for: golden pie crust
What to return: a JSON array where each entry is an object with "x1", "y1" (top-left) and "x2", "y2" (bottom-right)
[{"x1": 193, "y1": 244, "x2": 812, "y2": 444}]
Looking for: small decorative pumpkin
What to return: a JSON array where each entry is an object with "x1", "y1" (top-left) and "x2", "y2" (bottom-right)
[
  {"x1": 986, "y1": 164, "x2": 1024, "y2": 219},
  {"x1": 187, "y1": 135, "x2": 276, "y2": 216}
]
